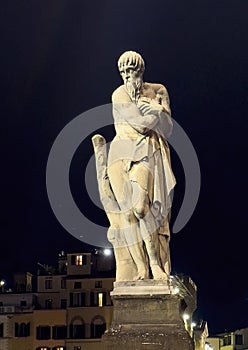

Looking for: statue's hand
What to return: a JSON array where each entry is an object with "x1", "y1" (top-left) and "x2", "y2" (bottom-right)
[{"x1": 138, "y1": 101, "x2": 163, "y2": 115}]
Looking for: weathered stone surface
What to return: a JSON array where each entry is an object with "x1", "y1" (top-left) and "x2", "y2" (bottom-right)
[
  {"x1": 92, "y1": 51, "x2": 176, "y2": 282},
  {"x1": 102, "y1": 281, "x2": 195, "y2": 349}
]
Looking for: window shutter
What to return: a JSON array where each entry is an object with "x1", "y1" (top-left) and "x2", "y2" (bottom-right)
[
  {"x1": 15, "y1": 322, "x2": 19, "y2": 337},
  {"x1": 81, "y1": 292, "x2": 86, "y2": 306},
  {"x1": 90, "y1": 292, "x2": 95, "y2": 306},
  {"x1": 69, "y1": 324, "x2": 73, "y2": 338},
  {"x1": 70, "y1": 293, "x2": 73, "y2": 306}
]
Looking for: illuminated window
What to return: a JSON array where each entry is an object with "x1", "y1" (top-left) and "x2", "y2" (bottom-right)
[
  {"x1": 71, "y1": 255, "x2": 87, "y2": 265},
  {"x1": 76, "y1": 255, "x2": 83, "y2": 265},
  {"x1": 52, "y1": 347, "x2": 65, "y2": 350},
  {"x1": 98, "y1": 293, "x2": 103, "y2": 307},
  {"x1": 36, "y1": 348, "x2": 50, "y2": 350},
  {"x1": 90, "y1": 291, "x2": 107, "y2": 306}
]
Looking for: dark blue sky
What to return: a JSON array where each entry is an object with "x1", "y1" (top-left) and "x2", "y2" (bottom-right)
[{"x1": 1, "y1": 0, "x2": 248, "y2": 334}]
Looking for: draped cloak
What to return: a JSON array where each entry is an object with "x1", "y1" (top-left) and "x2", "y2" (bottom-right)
[{"x1": 107, "y1": 89, "x2": 176, "y2": 246}]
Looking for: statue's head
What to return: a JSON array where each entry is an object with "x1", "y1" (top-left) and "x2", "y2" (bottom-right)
[
  {"x1": 118, "y1": 51, "x2": 145, "y2": 101},
  {"x1": 118, "y1": 51, "x2": 145, "y2": 77}
]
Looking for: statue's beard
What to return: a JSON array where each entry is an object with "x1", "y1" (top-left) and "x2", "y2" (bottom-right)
[{"x1": 125, "y1": 77, "x2": 143, "y2": 103}]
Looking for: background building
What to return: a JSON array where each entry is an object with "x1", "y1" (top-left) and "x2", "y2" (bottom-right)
[
  {"x1": 207, "y1": 327, "x2": 248, "y2": 350},
  {"x1": 0, "y1": 250, "x2": 115, "y2": 350},
  {"x1": 0, "y1": 249, "x2": 211, "y2": 350}
]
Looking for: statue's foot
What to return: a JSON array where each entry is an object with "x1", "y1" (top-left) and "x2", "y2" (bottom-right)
[
  {"x1": 151, "y1": 264, "x2": 168, "y2": 280},
  {"x1": 136, "y1": 269, "x2": 149, "y2": 280}
]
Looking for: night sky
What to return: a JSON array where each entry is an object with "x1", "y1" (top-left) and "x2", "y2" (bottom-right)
[{"x1": 1, "y1": 0, "x2": 248, "y2": 334}]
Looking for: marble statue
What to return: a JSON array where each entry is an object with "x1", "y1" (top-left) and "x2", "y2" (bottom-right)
[{"x1": 92, "y1": 51, "x2": 176, "y2": 281}]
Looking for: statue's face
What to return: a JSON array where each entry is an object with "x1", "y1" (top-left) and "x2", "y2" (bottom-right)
[
  {"x1": 119, "y1": 64, "x2": 143, "y2": 101},
  {"x1": 119, "y1": 66, "x2": 142, "y2": 84}
]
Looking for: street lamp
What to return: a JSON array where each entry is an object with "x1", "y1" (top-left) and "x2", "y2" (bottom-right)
[
  {"x1": 103, "y1": 248, "x2": 112, "y2": 256},
  {"x1": 0, "y1": 279, "x2": 6, "y2": 292}
]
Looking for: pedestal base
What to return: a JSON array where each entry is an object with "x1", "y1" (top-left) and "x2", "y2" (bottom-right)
[{"x1": 102, "y1": 280, "x2": 194, "y2": 350}]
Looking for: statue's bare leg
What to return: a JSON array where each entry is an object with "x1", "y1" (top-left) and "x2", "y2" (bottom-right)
[
  {"x1": 108, "y1": 160, "x2": 149, "y2": 280},
  {"x1": 158, "y1": 234, "x2": 171, "y2": 276},
  {"x1": 132, "y1": 181, "x2": 167, "y2": 280}
]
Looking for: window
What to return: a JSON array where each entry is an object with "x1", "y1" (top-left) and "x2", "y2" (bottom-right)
[
  {"x1": 98, "y1": 293, "x2": 103, "y2": 307},
  {"x1": 91, "y1": 316, "x2": 106, "y2": 338},
  {"x1": 223, "y1": 335, "x2": 232, "y2": 346},
  {"x1": 45, "y1": 279, "x2": 53, "y2": 289},
  {"x1": 0, "y1": 323, "x2": 3, "y2": 337},
  {"x1": 52, "y1": 325, "x2": 67, "y2": 339},
  {"x1": 45, "y1": 299, "x2": 53, "y2": 309},
  {"x1": 74, "y1": 282, "x2": 82, "y2": 289},
  {"x1": 36, "y1": 348, "x2": 50, "y2": 350},
  {"x1": 90, "y1": 291, "x2": 107, "y2": 306},
  {"x1": 69, "y1": 292, "x2": 86, "y2": 307},
  {"x1": 61, "y1": 279, "x2": 66, "y2": 289},
  {"x1": 95, "y1": 280, "x2": 102, "y2": 288},
  {"x1": 71, "y1": 255, "x2": 86, "y2": 266},
  {"x1": 20, "y1": 300, "x2": 27, "y2": 307},
  {"x1": 60, "y1": 299, "x2": 67, "y2": 309},
  {"x1": 235, "y1": 334, "x2": 243, "y2": 345},
  {"x1": 52, "y1": 347, "x2": 65, "y2": 350},
  {"x1": 15, "y1": 322, "x2": 30, "y2": 337},
  {"x1": 36, "y1": 326, "x2": 51, "y2": 340},
  {"x1": 69, "y1": 324, "x2": 85, "y2": 339}
]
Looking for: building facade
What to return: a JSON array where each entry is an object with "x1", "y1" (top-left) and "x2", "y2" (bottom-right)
[
  {"x1": 0, "y1": 250, "x2": 210, "y2": 350},
  {"x1": 0, "y1": 251, "x2": 115, "y2": 350},
  {"x1": 207, "y1": 327, "x2": 248, "y2": 350}
]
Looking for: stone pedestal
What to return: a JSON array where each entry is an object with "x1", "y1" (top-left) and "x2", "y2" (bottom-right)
[{"x1": 102, "y1": 280, "x2": 195, "y2": 350}]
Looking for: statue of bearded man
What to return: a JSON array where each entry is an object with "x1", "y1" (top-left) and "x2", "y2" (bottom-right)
[
  {"x1": 105, "y1": 51, "x2": 176, "y2": 280},
  {"x1": 92, "y1": 51, "x2": 176, "y2": 281}
]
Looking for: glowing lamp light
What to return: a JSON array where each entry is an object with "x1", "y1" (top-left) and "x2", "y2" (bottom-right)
[
  {"x1": 103, "y1": 248, "x2": 112, "y2": 256},
  {"x1": 0, "y1": 280, "x2": 6, "y2": 287},
  {"x1": 174, "y1": 287, "x2": 180, "y2": 294},
  {"x1": 183, "y1": 313, "x2": 190, "y2": 321},
  {"x1": 191, "y1": 322, "x2": 197, "y2": 328}
]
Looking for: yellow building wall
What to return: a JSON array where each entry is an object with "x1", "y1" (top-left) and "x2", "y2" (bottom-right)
[
  {"x1": 10, "y1": 313, "x2": 33, "y2": 350},
  {"x1": 66, "y1": 338, "x2": 102, "y2": 350},
  {"x1": 33, "y1": 309, "x2": 66, "y2": 349},
  {"x1": 220, "y1": 346, "x2": 233, "y2": 350},
  {"x1": 68, "y1": 306, "x2": 113, "y2": 325},
  {"x1": 207, "y1": 337, "x2": 221, "y2": 350}
]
